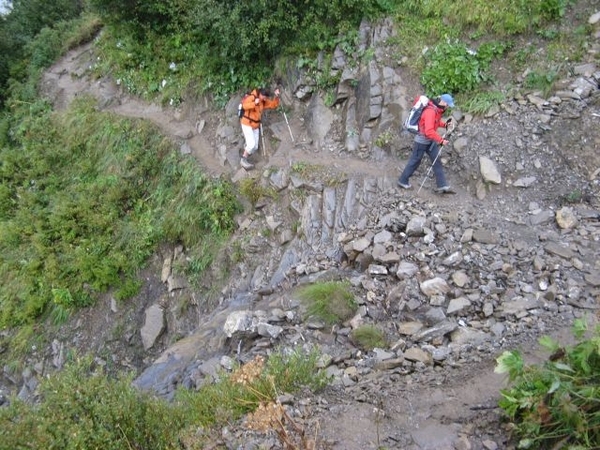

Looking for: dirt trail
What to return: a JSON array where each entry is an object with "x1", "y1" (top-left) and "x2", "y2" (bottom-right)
[{"x1": 40, "y1": 41, "x2": 477, "y2": 207}]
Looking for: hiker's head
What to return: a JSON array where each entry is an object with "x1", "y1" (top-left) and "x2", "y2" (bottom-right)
[
  {"x1": 258, "y1": 88, "x2": 272, "y2": 100},
  {"x1": 438, "y1": 93, "x2": 455, "y2": 109}
]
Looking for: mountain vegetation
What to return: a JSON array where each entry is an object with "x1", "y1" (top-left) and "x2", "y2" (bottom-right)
[{"x1": 0, "y1": 0, "x2": 597, "y2": 448}]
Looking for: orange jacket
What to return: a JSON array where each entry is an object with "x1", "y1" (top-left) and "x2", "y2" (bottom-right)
[
  {"x1": 418, "y1": 100, "x2": 448, "y2": 144},
  {"x1": 240, "y1": 89, "x2": 280, "y2": 129}
]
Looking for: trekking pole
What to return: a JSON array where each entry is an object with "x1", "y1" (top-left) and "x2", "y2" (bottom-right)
[
  {"x1": 416, "y1": 142, "x2": 444, "y2": 194},
  {"x1": 260, "y1": 123, "x2": 267, "y2": 157},
  {"x1": 282, "y1": 108, "x2": 294, "y2": 142},
  {"x1": 416, "y1": 121, "x2": 455, "y2": 195},
  {"x1": 276, "y1": 83, "x2": 294, "y2": 142}
]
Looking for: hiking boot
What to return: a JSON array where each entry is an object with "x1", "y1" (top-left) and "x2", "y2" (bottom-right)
[
  {"x1": 436, "y1": 186, "x2": 455, "y2": 194},
  {"x1": 397, "y1": 181, "x2": 412, "y2": 189},
  {"x1": 240, "y1": 157, "x2": 254, "y2": 170}
]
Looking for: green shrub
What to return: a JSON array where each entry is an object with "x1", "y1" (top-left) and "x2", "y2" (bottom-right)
[
  {"x1": 539, "y1": 0, "x2": 572, "y2": 21},
  {"x1": 239, "y1": 177, "x2": 276, "y2": 206},
  {"x1": 297, "y1": 281, "x2": 357, "y2": 325},
  {"x1": 421, "y1": 40, "x2": 509, "y2": 95},
  {"x1": 496, "y1": 318, "x2": 600, "y2": 449},
  {"x1": 400, "y1": 0, "x2": 573, "y2": 35},
  {"x1": 0, "y1": 348, "x2": 328, "y2": 449},
  {"x1": 0, "y1": 356, "x2": 186, "y2": 450},
  {"x1": 87, "y1": 0, "x2": 391, "y2": 103},
  {"x1": 562, "y1": 189, "x2": 583, "y2": 204},
  {"x1": 179, "y1": 347, "x2": 327, "y2": 427},
  {"x1": 523, "y1": 68, "x2": 560, "y2": 96},
  {"x1": 351, "y1": 324, "x2": 387, "y2": 351}
]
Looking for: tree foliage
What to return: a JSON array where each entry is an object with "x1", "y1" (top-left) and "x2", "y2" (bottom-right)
[
  {"x1": 87, "y1": 0, "x2": 393, "y2": 93},
  {"x1": 0, "y1": 0, "x2": 83, "y2": 105}
]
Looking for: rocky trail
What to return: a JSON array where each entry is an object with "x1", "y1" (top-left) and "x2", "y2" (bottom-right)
[{"x1": 10, "y1": 14, "x2": 600, "y2": 450}]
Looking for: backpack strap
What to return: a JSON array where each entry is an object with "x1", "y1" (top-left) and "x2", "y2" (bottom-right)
[{"x1": 241, "y1": 94, "x2": 261, "y2": 123}]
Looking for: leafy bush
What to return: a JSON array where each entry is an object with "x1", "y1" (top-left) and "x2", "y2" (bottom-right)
[
  {"x1": 297, "y1": 281, "x2": 357, "y2": 325},
  {"x1": 421, "y1": 40, "x2": 509, "y2": 95},
  {"x1": 496, "y1": 318, "x2": 600, "y2": 449},
  {"x1": 87, "y1": 0, "x2": 392, "y2": 102}
]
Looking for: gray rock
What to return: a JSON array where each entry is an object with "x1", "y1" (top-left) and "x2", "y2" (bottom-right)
[
  {"x1": 529, "y1": 210, "x2": 555, "y2": 226},
  {"x1": 479, "y1": 156, "x2": 501, "y2": 184},
  {"x1": 413, "y1": 321, "x2": 458, "y2": 343},
  {"x1": 141, "y1": 304, "x2": 165, "y2": 350},
  {"x1": 544, "y1": 242, "x2": 575, "y2": 259},
  {"x1": 396, "y1": 261, "x2": 419, "y2": 279},
  {"x1": 397, "y1": 321, "x2": 424, "y2": 336},
  {"x1": 256, "y1": 322, "x2": 283, "y2": 339},
  {"x1": 403, "y1": 347, "x2": 432, "y2": 364},
  {"x1": 406, "y1": 216, "x2": 426, "y2": 236},
  {"x1": 513, "y1": 176, "x2": 536, "y2": 187},
  {"x1": 499, "y1": 297, "x2": 541, "y2": 316},
  {"x1": 450, "y1": 327, "x2": 490, "y2": 345},
  {"x1": 447, "y1": 297, "x2": 472, "y2": 315},
  {"x1": 556, "y1": 207, "x2": 577, "y2": 229},
  {"x1": 472, "y1": 229, "x2": 498, "y2": 244},
  {"x1": 223, "y1": 310, "x2": 252, "y2": 338},
  {"x1": 420, "y1": 277, "x2": 450, "y2": 297}
]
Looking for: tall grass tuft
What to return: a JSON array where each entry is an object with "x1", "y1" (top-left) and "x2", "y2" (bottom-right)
[
  {"x1": 351, "y1": 324, "x2": 387, "y2": 351},
  {"x1": 296, "y1": 281, "x2": 358, "y2": 325}
]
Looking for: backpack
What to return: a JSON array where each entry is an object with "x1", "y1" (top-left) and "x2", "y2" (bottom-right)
[
  {"x1": 403, "y1": 95, "x2": 429, "y2": 134},
  {"x1": 237, "y1": 92, "x2": 252, "y2": 119}
]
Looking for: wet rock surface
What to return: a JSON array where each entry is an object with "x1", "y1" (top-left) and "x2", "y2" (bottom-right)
[{"x1": 3, "y1": 7, "x2": 600, "y2": 450}]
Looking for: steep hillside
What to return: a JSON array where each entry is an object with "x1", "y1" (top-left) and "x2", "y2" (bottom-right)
[{"x1": 2, "y1": 5, "x2": 600, "y2": 450}]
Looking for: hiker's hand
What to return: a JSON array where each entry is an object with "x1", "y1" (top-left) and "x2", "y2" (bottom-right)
[
  {"x1": 274, "y1": 88, "x2": 280, "y2": 97},
  {"x1": 441, "y1": 139, "x2": 449, "y2": 146},
  {"x1": 445, "y1": 118, "x2": 452, "y2": 127},
  {"x1": 255, "y1": 97, "x2": 260, "y2": 105}
]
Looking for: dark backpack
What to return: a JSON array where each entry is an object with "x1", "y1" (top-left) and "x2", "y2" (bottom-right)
[
  {"x1": 237, "y1": 92, "x2": 252, "y2": 119},
  {"x1": 403, "y1": 95, "x2": 429, "y2": 134}
]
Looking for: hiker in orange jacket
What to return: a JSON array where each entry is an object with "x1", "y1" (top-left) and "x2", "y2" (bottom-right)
[{"x1": 239, "y1": 87, "x2": 280, "y2": 169}]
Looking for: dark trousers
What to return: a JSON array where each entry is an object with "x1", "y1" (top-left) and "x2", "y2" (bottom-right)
[{"x1": 398, "y1": 141, "x2": 448, "y2": 188}]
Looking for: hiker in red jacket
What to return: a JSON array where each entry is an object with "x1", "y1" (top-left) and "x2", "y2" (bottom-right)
[
  {"x1": 239, "y1": 87, "x2": 280, "y2": 169},
  {"x1": 398, "y1": 94, "x2": 455, "y2": 192}
]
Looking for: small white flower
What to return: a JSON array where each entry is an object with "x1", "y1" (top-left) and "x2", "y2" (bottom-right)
[
  {"x1": 116, "y1": 78, "x2": 121, "y2": 85},
  {"x1": 162, "y1": 79, "x2": 167, "y2": 88},
  {"x1": 169, "y1": 62, "x2": 177, "y2": 71},
  {"x1": 467, "y1": 48, "x2": 477, "y2": 56},
  {"x1": 116, "y1": 41, "x2": 123, "y2": 48}
]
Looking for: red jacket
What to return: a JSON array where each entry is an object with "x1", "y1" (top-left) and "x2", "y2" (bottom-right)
[
  {"x1": 240, "y1": 89, "x2": 280, "y2": 129},
  {"x1": 418, "y1": 100, "x2": 448, "y2": 144}
]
